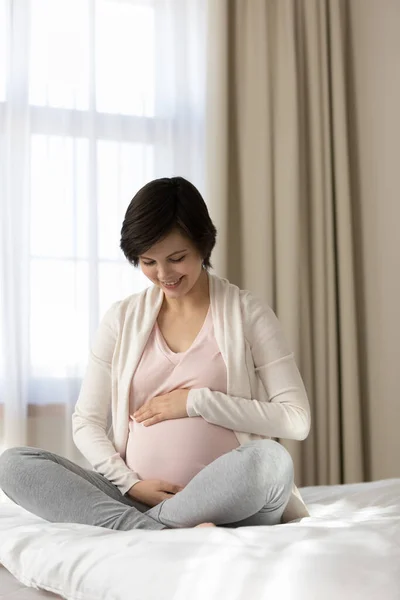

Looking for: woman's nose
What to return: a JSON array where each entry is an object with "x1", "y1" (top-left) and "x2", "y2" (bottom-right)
[{"x1": 157, "y1": 266, "x2": 171, "y2": 281}]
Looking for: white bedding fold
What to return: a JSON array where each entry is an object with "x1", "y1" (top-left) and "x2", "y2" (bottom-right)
[{"x1": 1, "y1": 479, "x2": 400, "y2": 600}]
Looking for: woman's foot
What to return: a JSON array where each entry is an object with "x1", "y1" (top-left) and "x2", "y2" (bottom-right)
[{"x1": 161, "y1": 522, "x2": 217, "y2": 529}]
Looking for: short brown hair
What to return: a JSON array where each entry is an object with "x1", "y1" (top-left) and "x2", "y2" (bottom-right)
[{"x1": 120, "y1": 177, "x2": 217, "y2": 269}]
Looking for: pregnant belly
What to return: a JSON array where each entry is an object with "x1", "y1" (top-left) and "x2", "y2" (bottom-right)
[{"x1": 125, "y1": 417, "x2": 240, "y2": 487}]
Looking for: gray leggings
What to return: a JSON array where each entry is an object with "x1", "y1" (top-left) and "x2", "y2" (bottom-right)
[{"x1": 0, "y1": 440, "x2": 294, "y2": 531}]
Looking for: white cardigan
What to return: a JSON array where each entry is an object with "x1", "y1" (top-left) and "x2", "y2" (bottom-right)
[{"x1": 72, "y1": 272, "x2": 311, "y2": 523}]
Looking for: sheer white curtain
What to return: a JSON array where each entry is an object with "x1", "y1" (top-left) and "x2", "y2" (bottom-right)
[{"x1": 0, "y1": 0, "x2": 207, "y2": 460}]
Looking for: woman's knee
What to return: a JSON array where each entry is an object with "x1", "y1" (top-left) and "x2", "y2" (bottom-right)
[
  {"x1": 0, "y1": 447, "x2": 25, "y2": 486},
  {"x1": 0, "y1": 447, "x2": 38, "y2": 484},
  {"x1": 0, "y1": 446, "x2": 28, "y2": 465},
  {"x1": 242, "y1": 440, "x2": 294, "y2": 485}
]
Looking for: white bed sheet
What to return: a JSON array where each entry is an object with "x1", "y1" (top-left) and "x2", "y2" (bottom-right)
[
  {"x1": 1, "y1": 478, "x2": 399, "y2": 600},
  {"x1": 0, "y1": 564, "x2": 62, "y2": 599}
]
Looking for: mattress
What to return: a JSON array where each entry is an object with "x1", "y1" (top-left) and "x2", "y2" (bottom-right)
[{"x1": 1, "y1": 478, "x2": 400, "y2": 600}]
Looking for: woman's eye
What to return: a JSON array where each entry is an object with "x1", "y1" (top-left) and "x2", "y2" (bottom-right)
[{"x1": 142, "y1": 256, "x2": 185, "y2": 266}]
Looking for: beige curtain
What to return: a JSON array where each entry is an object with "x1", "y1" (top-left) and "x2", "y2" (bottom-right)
[
  {"x1": 347, "y1": 0, "x2": 400, "y2": 481},
  {"x1": 206, "y1": 0, "x2": 367, "y2": 487}
]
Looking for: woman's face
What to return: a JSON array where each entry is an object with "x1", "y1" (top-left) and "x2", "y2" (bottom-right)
[{"x1": 139, "y1": 229, "x2": 204, "y2": 298}]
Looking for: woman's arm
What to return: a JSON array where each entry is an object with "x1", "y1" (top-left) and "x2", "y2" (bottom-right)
[
  {"x1": 186, "y1": 294, "x2": 311, "y2": 440},
  {"x1": 72, "y1": 302, "x2": 141, "y2": 496}
]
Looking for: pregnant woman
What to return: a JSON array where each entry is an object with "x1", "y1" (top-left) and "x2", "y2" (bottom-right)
[{"x1": 0, "y1": 177, "x2": 311, "y2": 530}]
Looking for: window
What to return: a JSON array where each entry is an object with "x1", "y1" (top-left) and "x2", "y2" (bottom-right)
[{"x1": 0, "y1": 0, "x2": 206, "y2": 388}]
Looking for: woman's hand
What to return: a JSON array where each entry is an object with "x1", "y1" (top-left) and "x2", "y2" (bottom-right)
[
  {"x1": 127, "y1": 479, "x2": 184, "y2": 507},
  {"x1": 131, "y1": 389, "x2": 190, "y2": 427}
]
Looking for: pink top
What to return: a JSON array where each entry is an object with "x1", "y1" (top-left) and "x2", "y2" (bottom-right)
[{"x1": 125, "y1": 307, "x2": 239, "y2": 487}]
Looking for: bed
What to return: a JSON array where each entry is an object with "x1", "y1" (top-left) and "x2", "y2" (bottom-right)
[{"x1": 1, "y1": 478, "x2": 399, "y2": 600}]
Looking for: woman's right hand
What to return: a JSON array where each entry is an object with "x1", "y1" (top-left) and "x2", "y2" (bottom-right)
[{"x1": 127, "y1": 479, "x2": 184, "y2": 507}]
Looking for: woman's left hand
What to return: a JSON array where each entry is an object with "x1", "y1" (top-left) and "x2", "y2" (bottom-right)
[{"x1": 131, "y1": 389, "x2": 190, "y2": 426}]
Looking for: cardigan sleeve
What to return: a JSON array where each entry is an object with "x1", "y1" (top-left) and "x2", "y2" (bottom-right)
[
  {"x1": 72, "y1": 301, "x2": 141, "y2": 496},
  {"x1": 186, "y1": 292, "x2": 311, "y2": 440}
]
